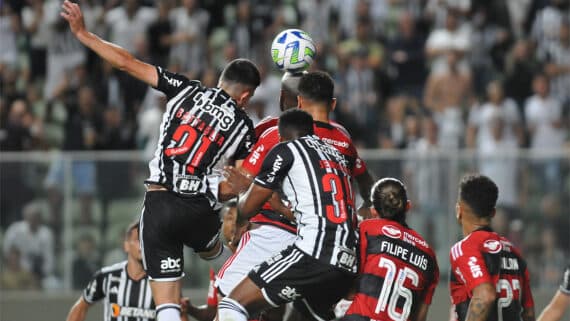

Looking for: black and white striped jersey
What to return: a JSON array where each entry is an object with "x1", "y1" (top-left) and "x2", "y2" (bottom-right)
[
  {"x1": 146, "y1": 67, "x2": 255, "y2": 200},
  {"x1": 83, "y1": 261, "x2": 156, "y2": 321},
  {"x1": 253, "y1": 135, "x2": 358, "y2": 273}
]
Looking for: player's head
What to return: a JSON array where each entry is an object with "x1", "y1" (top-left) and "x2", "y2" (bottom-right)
[
  {"x1": 456, "y1": 174, "x2": 498, "y2": 225},
  {"x1": 278, "y1": 109, "x2": 314, "y2": 141},
  {"x1": 370, "y1": 178, "x2": 411, "y2": 224},
  {"x1": 297, "y1": 71, "x2": 336, "y2": 113},
  {"x1": 124, "y1": 220, "x2": 142, "y2": 262},
  {"x1": 280, "y1": 72, "x2": 305, "y2": 111},
  {"x1": 219, "y1": 58, "x2": 261, "y2": 108}
]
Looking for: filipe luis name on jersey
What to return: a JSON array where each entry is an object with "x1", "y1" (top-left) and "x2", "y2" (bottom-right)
[{"x1": 380, "y1": 240, "x2": 429, "y2": 271}]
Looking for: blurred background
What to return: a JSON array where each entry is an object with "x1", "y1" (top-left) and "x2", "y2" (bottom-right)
[{"x1": 0, "y1": 0, "x2": 569, "y2": 320}]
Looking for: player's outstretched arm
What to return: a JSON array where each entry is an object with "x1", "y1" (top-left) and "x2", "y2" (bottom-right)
[
  {"x1": 60, "y1": 0, "x2": 157, "y2": 87},
  {"x1": 65, "y1": 297, "x2": 91, "y2": 321},
  {"x1": 465, "y1": 283, "x2": 496, "y2": 321},
  {"x1": 537, "y1": 291, "x2": 569, "y2": 321}
]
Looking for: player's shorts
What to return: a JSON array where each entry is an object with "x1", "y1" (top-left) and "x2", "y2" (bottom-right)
[
  {"x1": 140, "y1": 191, "x2": 221, "y2": 280},
  {"x1": 248, "y1": 245, "x2": 356, "y2": 321},
  {"x1": 216, "y1": 225, "x2": 296, "y2": 296}
]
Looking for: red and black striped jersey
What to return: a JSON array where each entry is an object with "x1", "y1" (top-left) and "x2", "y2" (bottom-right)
[
  {"x1": 449, "y1": 227, "x2": 534, "y2": 321},
  {"x1": 242, "y1": 121, "x2": 367, "y2": 232},
  {"x1": 344, "y1": 219, "x2": 439, "y2": 321},
  {"x1": 146, "y1": 67, "x2": 255, "y2": 200}
]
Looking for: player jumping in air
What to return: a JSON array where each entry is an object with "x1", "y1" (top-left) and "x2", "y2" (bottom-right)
[
  {"x1": 218, "y1": 109, "x2": 358, "y2": 321},
  {"x1": 61, "y1": 2, "x2": 260, "y2": 320}
]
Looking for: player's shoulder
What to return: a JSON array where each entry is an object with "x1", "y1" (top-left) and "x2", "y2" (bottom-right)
[
  {"x1": 255, "y1": 116, "x2": 279, "y2": 136},
  {"x1": 330, "y1": 120, "x2": 352, "y2": 138},
  {"x1": 259, "y1": 126, "x2": 279, "y2": 140},
  {"x1": 99, "y1": 261, "x2": 128, "y2": 275},
  {"x1": 451, "y1": 229, "x2": 502, "y2": 259}
]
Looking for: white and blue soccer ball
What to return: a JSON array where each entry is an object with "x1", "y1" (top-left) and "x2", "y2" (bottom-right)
[{"x1": 271, "y1": 29, "x2": 316, "y2": 73}]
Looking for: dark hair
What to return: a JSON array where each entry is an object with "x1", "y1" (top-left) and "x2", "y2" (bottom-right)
[
  {"x1": 371, "y1": 178, "x2": 408, "y2": 223},
  {"x1": 298, "y1": 71, "x2": 334, "y2": 105},
  {"x1": 220, "y1": 59, "x2": 261, "y2": 88},
  {"x1": 280, "y1": 71, "x2": 304, "y2": 111},
  {"x1": 125, "y1": 220, "x2": 140, "y2": 239},
  {"x1": 459, "y1": 174, "x2": 498, "y2": 218},
  {"x1": 278, "y1": 109, "x2": 314, "y2": 139}
]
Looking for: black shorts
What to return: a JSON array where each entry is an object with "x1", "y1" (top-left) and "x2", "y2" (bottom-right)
[
  {"x1": 248, "y1": 245, "x2": 356, "y2": 321},
  {"x1": 140, "y1": 191, "x2": 221, "y2": 280}
]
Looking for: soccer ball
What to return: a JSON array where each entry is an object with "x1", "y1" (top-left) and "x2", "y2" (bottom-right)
[{"x1": 271, "y1": 29, "x2": 316, "y2": 72}]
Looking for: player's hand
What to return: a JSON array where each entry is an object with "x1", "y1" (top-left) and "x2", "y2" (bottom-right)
[
  {"x1": 180, "y1": 297, "x2": 190, "y2": 313},
  {"x1": 60, "y1": 0, "x2": 87, "y2": 36},
  {"x1": 357, "y1": 205, "x2": 372, "y2": 220},
  {"x1": 223, "y1": 166, "x2": 252, "y2": 195}
]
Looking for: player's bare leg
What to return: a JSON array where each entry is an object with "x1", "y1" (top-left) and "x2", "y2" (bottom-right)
[
  {"x1": 150, "y1": 280, "x2": 182, "y2": 321},
  {"x1": 218, "y1": 277, "x2": 271, "y2": 321}
]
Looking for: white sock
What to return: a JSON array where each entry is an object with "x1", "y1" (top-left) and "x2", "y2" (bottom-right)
[
  {"x1": 203, "y1": 244, "x2": 233, "y2": 272},
  {"x1": 156, "y1": 303, "x2": 181, "y2": 321},
  {"x1": 218, "y1": 297, "x2": 249, "y2": 321}
]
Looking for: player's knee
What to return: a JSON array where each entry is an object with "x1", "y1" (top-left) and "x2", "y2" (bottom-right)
[{"x1": 218, "y1": 297, "x2": 249, "y2": 321}]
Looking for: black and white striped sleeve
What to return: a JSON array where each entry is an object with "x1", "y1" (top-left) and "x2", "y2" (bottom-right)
[
  {"x1": 82, "y1": 270, "x2": 106, "y2": 304},
  {"x1": 254, "y1": 143, "x2": 294, "y2": 190},
  {"x1": 153, "y1": 66, "x2": 200, "y2": 99}
]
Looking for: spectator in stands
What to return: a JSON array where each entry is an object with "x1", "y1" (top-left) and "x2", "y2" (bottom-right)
[
  {"x1": 229, "y1": 0, "x2": 255, "y2": 59},
  {"x1": 476, "y1": 110, "x2": 520, "y2": 214},
  {"x1": 337, "y1": 48, "x2": 381, "y2": 147},
  {"x1": 0, "y1": 3, "x2": 18, "y2": 71},
  {"x1": 531, "y1": 0, "x2": 570, "y2": 57},
  {"x1": 72, "y1": 234, "x2": 99, "y2": 290},
  {"x1": 104, "y1": 0, "x2": 156, "y2": 53},
  {"x1": 0, "y1": 99, "x2": 39, "y2": 151},
  {"x1": 147, "y1": 0, "x2": 172, "y2": 67},
  {"x1": 387, "y1": 12, "x2": 427, "y2": 99},
  {"x1": 0, "y1": 247, "x2": 40, "y2": 290},
  {"x1": 424, "y1": 51, "x2": 472, "y2": 148},
  {"x1": 534, "y1": 226, "x2": 566, "y2": 290},
  {"x1": 3, "y1": 202, "x2": 55, "y2": 285},
  {"x1": 525, "y1": 74, "x2": 566, "y2": 192},
  {"x1": 22, "y1": 0, "x2": 49, "y2": 83},
  {"x1": 378, "y1": 96, "x2": 407, "y2": 149},
  {"x1": 504, "y1": 40, "x2": 541, "y2": 111},
  {"x1": 425, "y1": 9, "x2": 471, "y2": 75},
  {"x1": 339, "y1": 17, "x2": 384, "y2": 70},
  {"x1": 168, "y1": 0, "x2": 209, "y2": 76},
  {"x1": 543, "y1": 21, "x2": 570, "y2": 106},
  {"x1": 466, "y1": 80, "x2": 523, "y2": 149}
]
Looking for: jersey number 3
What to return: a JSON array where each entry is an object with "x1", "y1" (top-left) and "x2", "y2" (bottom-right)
[{"x1": 322, "y1": 173, "x2": 353, "y2": 223}]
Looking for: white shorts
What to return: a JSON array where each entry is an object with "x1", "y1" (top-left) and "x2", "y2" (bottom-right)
[{"x1": 215, "y1": 225, "x2": 296, "y2": 296}]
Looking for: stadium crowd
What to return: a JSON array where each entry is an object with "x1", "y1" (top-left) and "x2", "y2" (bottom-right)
[{"x1": 0, "y1": 0, "x2": 569, "y2": 291}]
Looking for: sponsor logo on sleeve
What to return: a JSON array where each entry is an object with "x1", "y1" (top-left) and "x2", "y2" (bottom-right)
[
  {"x1": 382, "y1": 225, "x2": 402, "y2": 239},
  {"x1": 483, "y1": 239, "x2": 502, "y2": 254},
  {"x1": 468, "y1": 257, "x2": 483, "y2": 278}
]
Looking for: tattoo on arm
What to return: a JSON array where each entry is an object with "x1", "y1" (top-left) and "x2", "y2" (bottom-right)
[{"x1": 465, "y1": 297, "x2": 494, "y2": 321}]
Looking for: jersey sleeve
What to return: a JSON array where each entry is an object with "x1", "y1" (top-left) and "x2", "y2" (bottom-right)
[
  {"x1": 353, "y1": 152, "x2": 367, "y2": 177},
  {"x1": 450, "y1": 239, "x2": 493, "y2": 293},
  {"x1": 206, "y1": 269, "x2": 218, "y2": 306},
  {"x1": 358, "y1": 223, "x2": 370, "y2": 274},
  {"x1": 232, "y1": 122, "x2": 256, "y2": 160},
  {"x1": 560, "y1": 265, "x2": 570, "y2": 295},
  {"x1": 82, "y1": 270, "x2": 106, "y2": 304},
  {"x1": 153, "y1": 66, "x2": 200, "y2": 99},
  {"x1": 424, "y1": 258, "x2": 440, "y2": 304},
  {"x1": 241, "y1": 128, "x2": 280, "y2": 176},
  {"x1": 521, "y1": 266, "x2": 534, "y2": 308},
  {"x1": 253, "y1": 143, "x2": 294, "y2": 190}
]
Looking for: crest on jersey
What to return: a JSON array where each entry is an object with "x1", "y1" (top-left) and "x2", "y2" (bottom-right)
[
  {"x1": 382, "y1": 225, "x2": 402, "y2": 239},
  {"x1": 483, "y1": 239, "x2": 502, "y2": 253}
]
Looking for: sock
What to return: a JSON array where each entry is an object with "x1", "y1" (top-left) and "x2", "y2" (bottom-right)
[
  {"x1": 203, "y1": 244, "x2": 233, "y2": 272},
  {"x1": 218, "y1": 297, "x2": 249, "y2": 321},
  {"x1": 156, "y1": 303, "x2": 181, "y2": 321}
]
